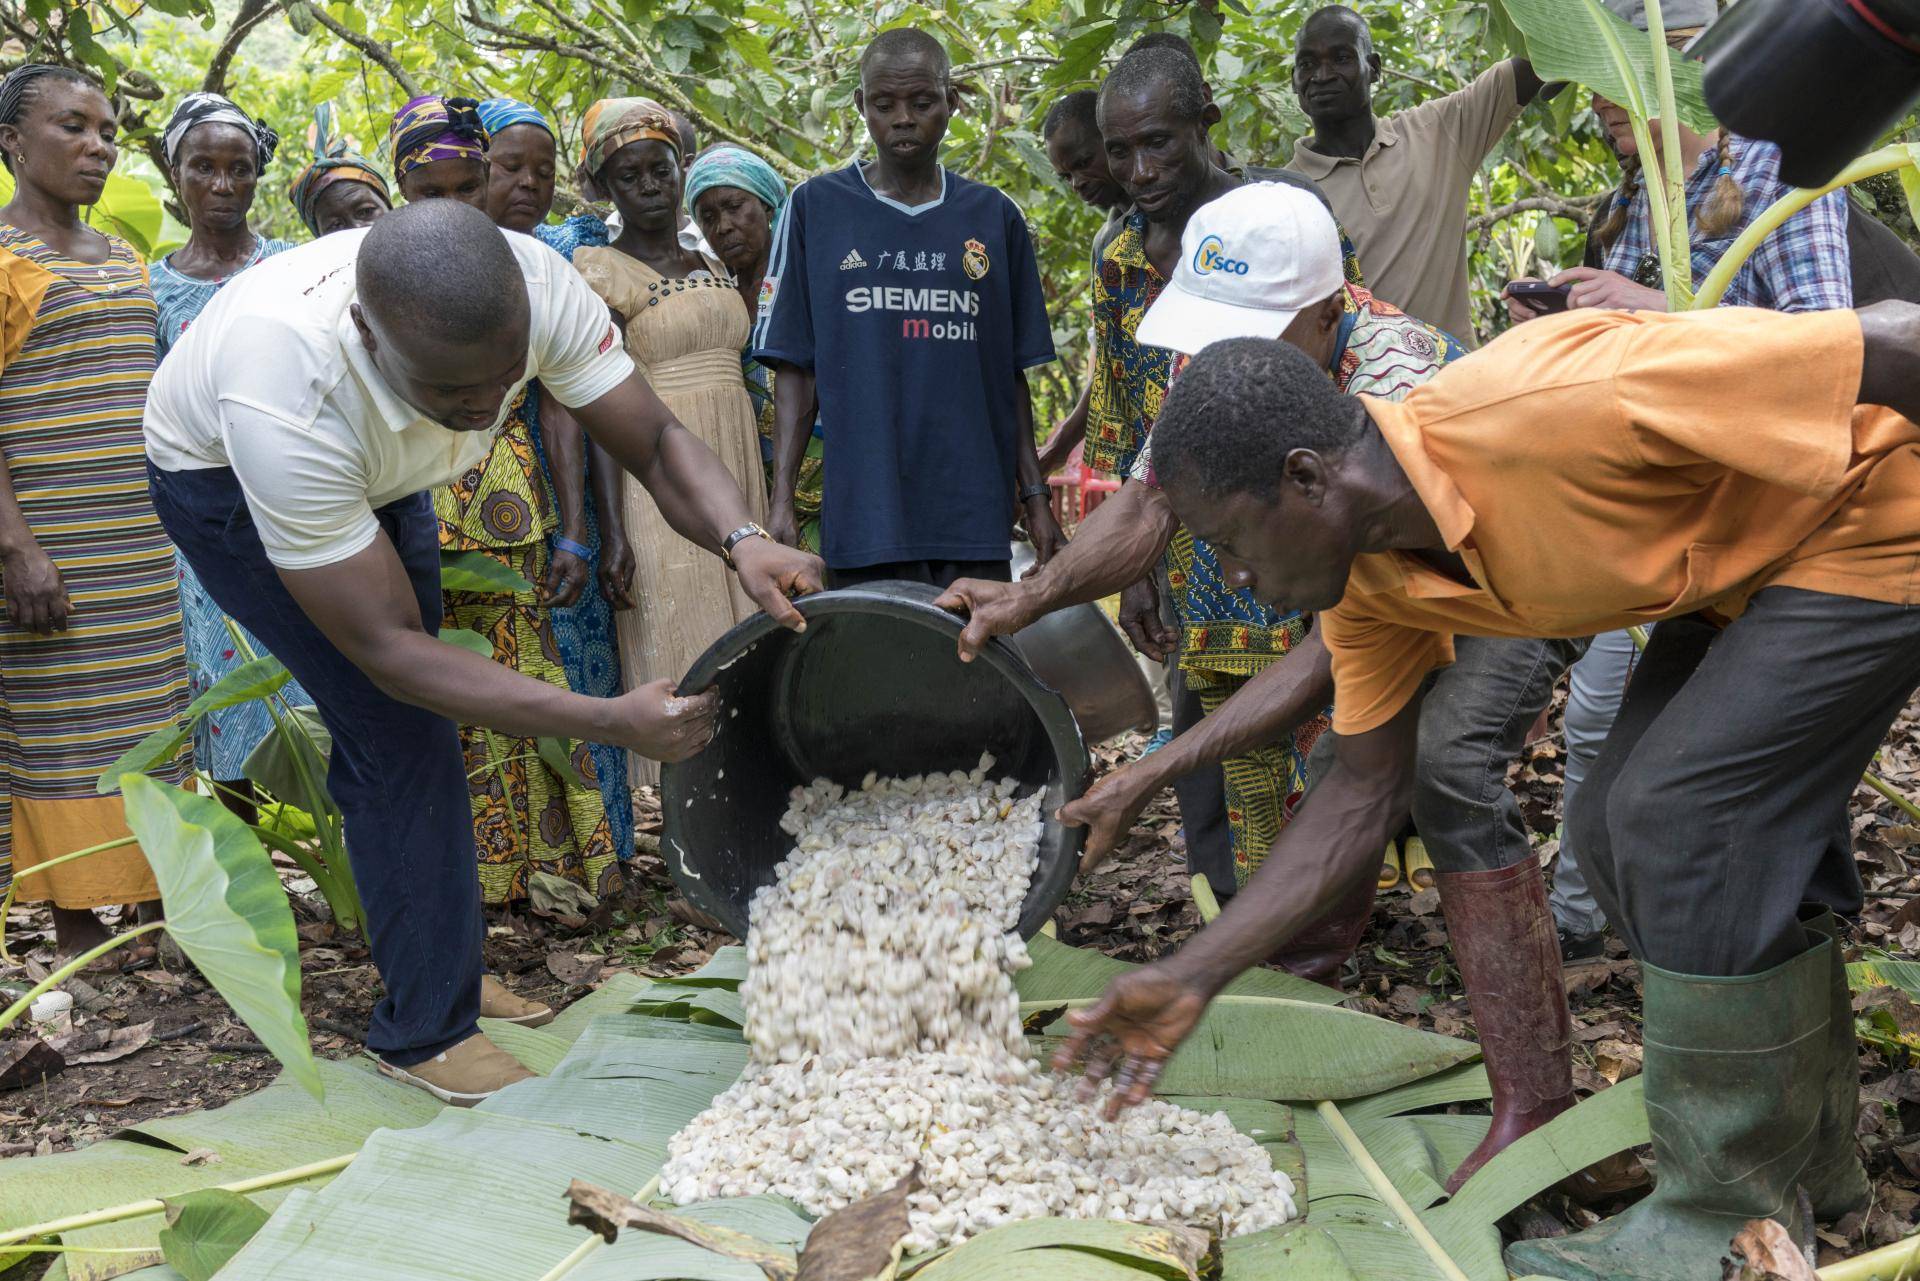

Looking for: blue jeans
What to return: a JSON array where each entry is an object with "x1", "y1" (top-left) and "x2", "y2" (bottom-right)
[
  {"x1": 148, "y1": 464, "x2": 480, "y2": 1065},
  {"x1": 1551, "y1": 628, "x2": 1640, "y2": 935}
]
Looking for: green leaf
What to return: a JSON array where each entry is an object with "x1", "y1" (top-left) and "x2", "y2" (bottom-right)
[
  {"x1": 1016, "y1": 931, "x2": 1343, "y2": 1006},
  {"x1": 158, "y1": 1189, "x2": 270, "y2": 1281},
  {"x1": 730, "y1": 27, "x2": 778, "y2": 73},
  {"x1": 102, "y1": 654, "x2": 298, "y2": 791},
  {"x1": 86, "y1": 173, "x2": 168, "y2": 260},
  {"x1": 439, "y1": 626, "x2": 495, "y2": 658},
  {"x1": 440, "y1": 550, "x2": 535, "y2": 594},
  {"x1": 1900, "y1": 155, "x2": 1920, "y2": 231},
  {"x1": 1436, "y1": 1076, "x2": 1648, "y2": 1229},
  {"x1": 1501, "y1": 0, "x2": 1715, "y2": 133},
  {"x1": 909, "y1": 1218, "x2": 1211, "y2": 1280},
  {"x1": 1221, "y1": 1225, "x2": 1359, "y2": 1281},
  {"x1": 1036, "y1": 995, "x2": 1479, "y2": 1101},
  {"x1": 242, "y1": 704, "x2": 336, "y2": 821},
  {"x1": 120, "y1": 775, "x2": 321, "y2": 1099},
  {"x1": 536, "y1": 735, "x2": 589, "y2": 788}
]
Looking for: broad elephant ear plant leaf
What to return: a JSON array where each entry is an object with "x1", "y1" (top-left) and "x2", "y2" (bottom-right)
[
  {"x1": 1496, "y1": 0, "x2": 1714, "y2": 133},
  {"x1": 95, "y1": 655, "x2": 296, "y2": 794},
  {"x1": 120, "y1": 774, "x2": 322, "y2": 1099}
]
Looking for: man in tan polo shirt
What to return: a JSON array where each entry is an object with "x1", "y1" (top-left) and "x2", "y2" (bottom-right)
[
  {"x1": 1286, "y1": 4, "x2": 1548, "y2": 345},
  {"x1": 1048, "y1": 302, "x2": 1920, "y2": 1280}
]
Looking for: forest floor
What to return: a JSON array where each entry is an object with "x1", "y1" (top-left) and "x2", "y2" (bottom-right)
[{"x1": 6, "y1": 703, "x2": 1920, "y2": 1269}]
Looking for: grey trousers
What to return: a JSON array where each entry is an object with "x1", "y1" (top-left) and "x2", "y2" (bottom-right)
[
  {"x1": 1573, "y1": 589, "x2": 1904, "y2": 976},
  {"x1": 1552, "y1": 628, "x2": 1640, "y2": 935},
  {"x1": 1413, "y1": 635, "x2": 1590, "y2": 874}
]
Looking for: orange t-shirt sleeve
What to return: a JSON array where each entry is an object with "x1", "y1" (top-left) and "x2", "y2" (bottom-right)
[
  {"x1": 1321, "y1": 596, "x2": 1455, "y2": 736},
  {"x1": 1613, "y1": 308, "x2": 1863, "y2": 499}
]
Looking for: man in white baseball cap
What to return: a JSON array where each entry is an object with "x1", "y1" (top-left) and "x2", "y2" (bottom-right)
[
  {"x1": 940, "y1": 178, "x2": 1463, "y2": 973},
  {"x1": 943, "y1": 179, "x2": 1635, "y2": 1197}
]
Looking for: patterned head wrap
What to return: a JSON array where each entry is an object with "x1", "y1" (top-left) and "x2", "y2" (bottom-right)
[
  {"x1": 388, "y1": 94, "x2": 489, "y2": 179},
  {"x1": 579, "y1": 96, "x2": 678, "y2": 179},
  {"x1": 475, "y1": 97, "x2": 551, "y2": 139},
  {"x1": 684, "y1": 144, "x2": 786, "y2": 217},
  {"x1": 288, "y1": 103, "x2": 391, "y2": 235},
  {"x1": 163, "y1": 91, "x2": 278, "y2": 169}
]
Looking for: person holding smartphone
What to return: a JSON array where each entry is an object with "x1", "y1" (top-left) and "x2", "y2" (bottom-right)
[{"x1": 1500, "y1": 0, "x2": 1854, "y2": 968}]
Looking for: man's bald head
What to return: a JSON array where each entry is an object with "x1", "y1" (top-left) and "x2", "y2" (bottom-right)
[
  {"x1": 356, "y1": 199, "x2": 529, "y2": 344},
  {"x1": 1301, "y1": 4, "x2": 1375, "y2": 58},
  {"x1": 352, "y1": 200, "x2": 534, "y2": 433}
]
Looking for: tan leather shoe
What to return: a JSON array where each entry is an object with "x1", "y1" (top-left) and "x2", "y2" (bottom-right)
[
  {"x1": 377, "y1": 1032, "x2": 534, "y2": 1106},
  {"x1": 480, "y1": 974, "x2": 554, "y2": 1027}
]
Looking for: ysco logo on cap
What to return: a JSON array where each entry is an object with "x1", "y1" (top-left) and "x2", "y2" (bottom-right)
[{"x1": 1193, "y1": 234, "x2": 1250, "y2": 277}]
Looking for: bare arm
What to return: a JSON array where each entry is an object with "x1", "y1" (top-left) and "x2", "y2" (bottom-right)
[
  {"x1": 1858, "y1": 300, "x2": 1920, "y2": 422},
  {"x1": 0, "y1": 442, "x2": 66, "y2": 634},
  {"x1": 765, "y1": 360, "x2": 818, "y2": 550},
  {"x1": 566, "y1": 367, "x2": 824, "y2": 630},
  {"x1": 1512, "y1": 57, "x2": 1547, "y2": 105},
  {"x1": 278, "y1": 535, "x2": 715, "y2": 758},
  {"x1": 936, "y1": 479, "x2": 1179, "y2": 660},
  {"x1": 586, "y1": 435, "x2": 637, "y2": 610},
  {"x1": 1013, "y1": 373, "x2": 1066, "y2": 564},
  {"x1": 1054, "y1": 698, "x2": 1421, "y2": 1113},
  {"x1": 1060, "y1": 629, "x2": 1334, "y2": 871},
  {"x1": 538, "y1": 396, "x2": 590, "y2": 609},
  {"x1": 1037, "y1": 378, "x2": 1091, "y2": 476}
]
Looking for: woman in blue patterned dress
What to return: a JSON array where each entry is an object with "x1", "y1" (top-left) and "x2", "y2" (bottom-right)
[{"x1": 149, "y1": 92, "x2": 310, "y2": 822}]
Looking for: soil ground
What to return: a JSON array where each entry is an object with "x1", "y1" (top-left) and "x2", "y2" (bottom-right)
[{"x1": 6, "y1": 702, "x2": 1920, "y2": 1270}]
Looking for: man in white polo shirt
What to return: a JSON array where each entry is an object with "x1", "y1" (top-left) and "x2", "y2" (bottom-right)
[{"x1": 145, "y1": 200, "x2": 822, "y2": 1102}]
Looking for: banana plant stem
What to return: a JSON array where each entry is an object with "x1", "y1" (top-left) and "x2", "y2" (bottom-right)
[
  {"x1": 537, "y1": 1174, "x2": 664, "y2": 1281},
  {"x1": 1818, "y1": 1230, "x2": 1920, "y2": 1280},
  {"x1": 0, "y1": 1153, "x2": 357, "y2": 1250},
  {"x1": 1191, "y1": 874, "x2": 1223, "y2": 925},
  {"x1": 1316, "y1": 1099, "x2": 1472, "y2": 1281},
  {"x1": 0, "y1": 920, "x2": 164, "y2": 1033}
]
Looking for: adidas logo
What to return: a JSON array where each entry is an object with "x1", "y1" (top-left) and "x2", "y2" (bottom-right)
[{"x1": 840, "y1": 248, "x2": 867, "y2": 270}]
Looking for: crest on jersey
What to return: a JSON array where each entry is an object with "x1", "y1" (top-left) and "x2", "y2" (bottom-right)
[{"x1": 961, "y1": 238, "x2": 989, "y2": 281}]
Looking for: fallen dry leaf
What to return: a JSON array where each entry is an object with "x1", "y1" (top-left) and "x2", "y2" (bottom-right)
[
  {"x1": 55, "y1": 1020, "x2": 154, "y2": 1065},
  {"x1": 1723, "y1": 1217, "x2": 1815, "y2": 1280},
  {"x1": 794, "y1": 1167, "x2": 917, "y2": 1281},
  {"x1": 0, "y1": 1036, "x2": 64, "y2": 1091},
  {"x1": 546, "y1": 950, "x2": 605, "y2": 988},
  {"x1": 179, "y1": 1147, "x2": 221, "y2": 1166}
]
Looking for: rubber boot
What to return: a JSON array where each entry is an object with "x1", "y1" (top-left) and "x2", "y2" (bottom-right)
[
  {"x1": 1799, "y1": 906, "x2": 1871, "y2": 1220},
  {"x1": 1435, "y1": 860, "x2": 1576, "y2": 1194},
  {"x1": 1270, "y1": 872, "x2": 1378, "y2": 988},
  {"x1": 1505, "y1": 938, "x2": 1831, "y2": 1281}
]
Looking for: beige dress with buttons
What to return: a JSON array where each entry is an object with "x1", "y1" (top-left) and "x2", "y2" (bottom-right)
[{"x1": 573, "y1": 248, "x2": 766, "y2": 787}]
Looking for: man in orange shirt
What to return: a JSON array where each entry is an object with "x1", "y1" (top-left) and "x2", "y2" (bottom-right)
[{"x1": 1053, "y1": 301, "x2": 1920, "y2": 1280}]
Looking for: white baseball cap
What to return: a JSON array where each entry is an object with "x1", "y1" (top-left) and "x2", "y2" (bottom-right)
[{"x1": 1136, "y1": 181, "x2": 1348, "y2": 356}]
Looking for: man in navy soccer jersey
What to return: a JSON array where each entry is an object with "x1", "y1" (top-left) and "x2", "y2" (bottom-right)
[{"x1": 755, "y1": 28, "x2": 1065, "y2": 589}]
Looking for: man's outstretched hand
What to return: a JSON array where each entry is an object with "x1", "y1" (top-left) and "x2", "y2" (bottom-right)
[
  {"x1": 733, "y1": 536, "x2": 823, "y2": 631},
  {"x1": 935, "y1": 578, "x2": 1040, "y2": 662},
  {"x1": 1053, "y1": 964, "x2": 1211, "y2": 1118},
  {"x1": 1059, "y1": 763, "x2": 1158, "y2": 875}
]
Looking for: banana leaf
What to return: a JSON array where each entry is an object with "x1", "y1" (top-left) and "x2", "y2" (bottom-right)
[
  {"x1": 1221, "y1": 1225, "x2": 1360, "y2": 1281},
  {"x1": 1032, "y1": 995, "x2": 1480, "y2": 1100},
  {"x1": 0, "y1": 1060, "x2": 437, "y2": 1280},
  {"x1": 1016, "y1": 932, "x2": 1342, "y2": 1006},
  {"x1": 908, "y1": 1219, "x2": 1212, "y2": 1280},
  {"x1": 1433, "y1": 1076, "x2": 1649, "y2": 1230},
  {"x1": 120, "y1": 777, "x2": 320, "y2": 1099},
  {"x1": 1500, "y1": 0, "x2": 1716, "y2": 133}
]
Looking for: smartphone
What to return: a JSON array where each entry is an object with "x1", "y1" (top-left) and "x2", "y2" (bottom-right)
[{"x1": 1508, "y1": 281, "x2": 1572, "y2": 313}]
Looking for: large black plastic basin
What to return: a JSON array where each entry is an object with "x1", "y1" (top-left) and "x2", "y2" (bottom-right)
[{"x1": 660, "y1": 583, "x2": 1091, "y2": 940}]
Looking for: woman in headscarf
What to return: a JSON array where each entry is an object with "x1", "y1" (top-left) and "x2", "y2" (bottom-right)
[
  {"x1": 684, "y1": 145, "x2": 824, "y2": 554},
  {"x1": 150, "y1": 92, "x2": 312, "y2": 824},
  {"x1": 390, "y1": 94, "x2": 489, "y2": 208},
  {"x1": 488, "y1": 109, "x2": 640, "y2": 866},
  {"x1": 572, "y1": 99, "x2": 767, "y2": 790},
  {"x1": 0, "y1": 66, "x2": 189, "y2": 960},
  {"x1": 288, "y1": 104, "x2": 391, "y2": 237},
  {"x1": 431, "y1": 97, "x2": 620, "y2": 906}
]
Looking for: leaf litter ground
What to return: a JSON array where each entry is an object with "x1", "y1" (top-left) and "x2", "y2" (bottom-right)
[{"x1": 6, "y1": 696, "x2": 1920, "y2": 1272}]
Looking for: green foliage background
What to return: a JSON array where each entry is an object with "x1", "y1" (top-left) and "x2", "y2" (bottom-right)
[{"x1": 7, "y1": 0, "x2": 1916, "y2": 420}]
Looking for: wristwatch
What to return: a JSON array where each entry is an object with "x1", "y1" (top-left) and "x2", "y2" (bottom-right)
[{"x1": 721, "y1": 522, "x2": 771, "y2": 568}]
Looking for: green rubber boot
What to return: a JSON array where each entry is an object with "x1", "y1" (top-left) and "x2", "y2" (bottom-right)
[
  {"x1": 1505, "y1": 938, "x2": 1830, "y2": 1281},
  {"x1": 1798, "y1": 907, "x2": 1871, "y2": 1220}
]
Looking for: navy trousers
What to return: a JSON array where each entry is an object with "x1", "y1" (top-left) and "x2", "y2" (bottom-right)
[{"x1": 148, "y1": 463, "x2": 480, "y2": 1065}]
